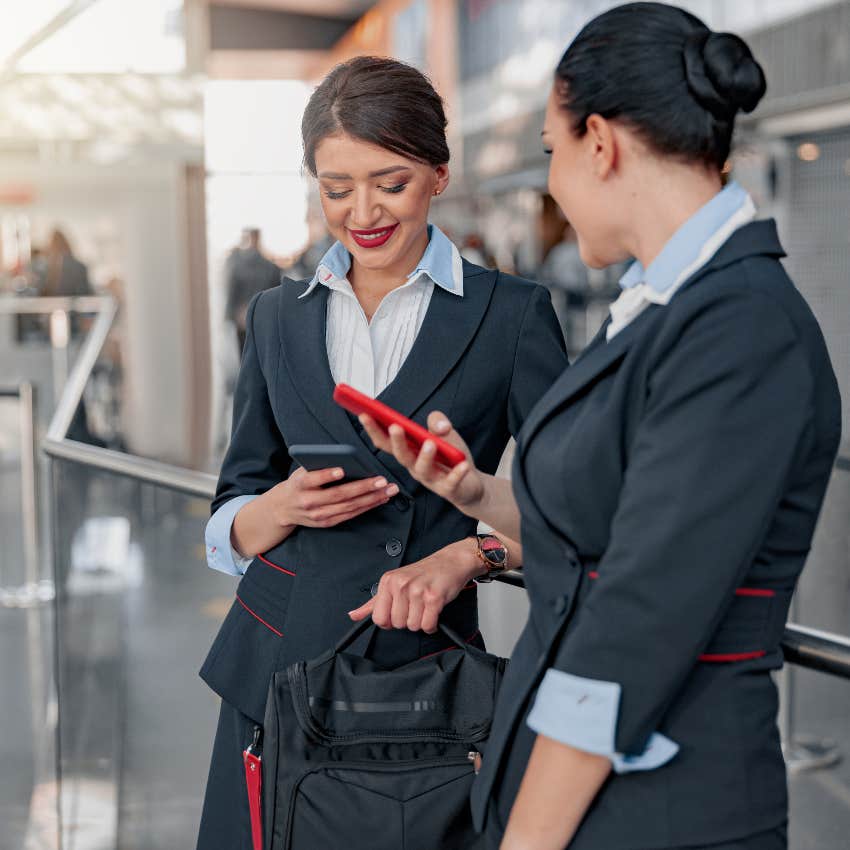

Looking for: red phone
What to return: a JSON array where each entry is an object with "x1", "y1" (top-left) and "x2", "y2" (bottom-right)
[{"x1": 333, "y1": 383, "x2": 466, "y2": 468}]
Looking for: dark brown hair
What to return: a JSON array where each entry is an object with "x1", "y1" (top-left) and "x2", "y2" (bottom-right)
[
  {"x1": 301, "y1": 56, "x2": 450, "y2": 176},
  {"x1": 555, "y1": 2, "x2": 766, "y2": 170}
]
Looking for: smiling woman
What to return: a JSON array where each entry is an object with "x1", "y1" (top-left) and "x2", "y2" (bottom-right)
[
  {"x1": 195, "y1": 55, "x2": 568, "y2": 850},
  {"x1": 301, "y1": 56, "x2": 451, "y2": 305}
]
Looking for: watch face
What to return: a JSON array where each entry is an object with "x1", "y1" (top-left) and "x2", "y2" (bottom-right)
[{"x1": 479, "y1": 535, "x2": 508, "y2": 567}]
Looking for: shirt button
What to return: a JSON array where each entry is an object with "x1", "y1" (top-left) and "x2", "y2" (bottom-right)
[
  {"x1": 552, "y1": 595, "x2": 568, "y2": 616},
  {"x1": 385, "y1": 538, "x2": 403, "y2": 557},
  {"x1": 391, "y1": 494, "x2": 410, "y2": 512}
]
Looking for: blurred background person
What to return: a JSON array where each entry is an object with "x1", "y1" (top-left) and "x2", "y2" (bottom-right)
[
  {"x1": 42, "y1": 228, "x2": 93, "y2": 299},
  {"x1": 224, "y1": 227, "x2": 281, "y2": 352}
]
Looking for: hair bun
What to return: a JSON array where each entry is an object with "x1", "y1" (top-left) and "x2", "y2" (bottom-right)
[{"x1": 683, "y1": 30, "x2": 766, "y2": 117}]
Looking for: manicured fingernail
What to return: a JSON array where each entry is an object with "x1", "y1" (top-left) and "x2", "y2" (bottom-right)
[
  {"x1": 334, "y1": 468, "x2": 344, "y2": 478},
  {"x1": 422, "y1": 440, "x2": 435, "y2": 454},
  {"x1": 374, "y1": 477, "x2": 387, "y2": 488},
  {"x1": 437, "y1": 420, "x2": 449, "y2": 430},
  {"x1": 386, "y1": 484, "x2": 399, "y2": 495}
]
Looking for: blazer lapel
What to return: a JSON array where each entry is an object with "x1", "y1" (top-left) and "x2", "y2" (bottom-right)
[
  {"x1": 518, "y1": 305, "x2": 660, "y2": 461},
  {"x1": 376, "y1": 264, "x2": 497, "y2": 418},
  {"x1": 278, "y1": 281, "x2": 367, "y2": 451},
  {"x1": 518, "y1": 218, "x2": 786, "y2": 461}
]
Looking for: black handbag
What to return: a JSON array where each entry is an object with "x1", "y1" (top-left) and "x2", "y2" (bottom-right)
[{"x1": 261, "y1": 618, "x2": 508, "y2": 850}]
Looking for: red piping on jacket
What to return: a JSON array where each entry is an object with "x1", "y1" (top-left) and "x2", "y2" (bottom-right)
[
  {"x1": 734, "y1": 587, "x2": 775, "y2": 597},
  {"x1": 257, "y1": 553, "x2": 296, "y2": 576},
  {"x1": 698, "y1": 650, "x2": 766, "y2": 662},
  {"x1": 236, "y1": 595, "x2": 283, "y2": 637}
]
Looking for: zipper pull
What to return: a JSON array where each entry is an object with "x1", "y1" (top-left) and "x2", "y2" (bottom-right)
[
  {"x1": 247, "y1": 724, "x2": 263, "y2": 757},
  {"x1": 467, "y1": 750, "x2": 482, "y2": 774}
]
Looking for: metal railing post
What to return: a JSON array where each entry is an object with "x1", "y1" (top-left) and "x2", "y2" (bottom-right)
[{"x1": 0, "y1": 383, "x2": 54, "y2": 608}]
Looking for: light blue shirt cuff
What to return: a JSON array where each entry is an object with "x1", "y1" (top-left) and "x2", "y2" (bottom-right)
[
  {"x1": 526, "y1": 668, "x2": 679, "y2": 774},
  {"x1": 204, "y1": 495, "x2": 259, "y2": 576}
]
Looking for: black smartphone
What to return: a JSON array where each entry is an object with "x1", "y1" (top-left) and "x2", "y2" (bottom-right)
[{"x1": 288, "y1": 444, "x2": 375, "y2": 483}]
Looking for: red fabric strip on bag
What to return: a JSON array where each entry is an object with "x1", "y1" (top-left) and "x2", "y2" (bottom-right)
[{"x1": 243, "y1": 749, "x2": 263, "y2": 850}]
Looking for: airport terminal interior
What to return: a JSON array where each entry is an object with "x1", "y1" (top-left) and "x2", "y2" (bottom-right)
[{"x1": 1, "y1": 1, "x2": 850, "y2": 848}]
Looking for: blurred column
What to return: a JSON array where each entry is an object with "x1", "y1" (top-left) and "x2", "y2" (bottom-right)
[{"x1": 428, "y1": 0, "x2": 462, "y2": 167}]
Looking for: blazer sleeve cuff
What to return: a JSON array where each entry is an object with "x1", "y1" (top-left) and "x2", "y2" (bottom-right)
[
  {"x1": 204, "y1": 495, "x2": 259, "y2": 576},
  {"x1": 526, "y1": 668, "x2": 679, "y2": 774}
]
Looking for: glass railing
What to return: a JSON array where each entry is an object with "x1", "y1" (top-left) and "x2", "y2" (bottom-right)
[{"x1": 48, "y1": 459, "x2": 233, "y2": 850}]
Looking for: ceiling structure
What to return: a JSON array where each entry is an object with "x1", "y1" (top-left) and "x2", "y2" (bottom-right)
[
  {"x1": 0, "y1": 0, "x2": 377, "y2": 165},
  {"x1": 202, "y1": 0, "x2": 377, "y2": 79}
]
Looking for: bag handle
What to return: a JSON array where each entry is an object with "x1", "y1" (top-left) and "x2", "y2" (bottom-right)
[{"x1": 333, "y1": 616, "x2": 473, "y2": 657}]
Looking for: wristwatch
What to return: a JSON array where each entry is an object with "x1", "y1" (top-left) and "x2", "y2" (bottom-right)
[{"x1": 472, "y1": 533, "x2": 509, "y2": 582}]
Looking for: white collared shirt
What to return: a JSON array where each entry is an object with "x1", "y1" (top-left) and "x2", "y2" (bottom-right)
[
  {"x1": 323, "y1": 275, "x2": 436, "y2": 397},
  {"x1": 303, "y1": 224, "x2": 464, "y2": 397}
]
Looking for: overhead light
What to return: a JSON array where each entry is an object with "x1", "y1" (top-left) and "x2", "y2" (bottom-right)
[{"x1": 797, "y1": 142, "x2": 820, "y2": 162}]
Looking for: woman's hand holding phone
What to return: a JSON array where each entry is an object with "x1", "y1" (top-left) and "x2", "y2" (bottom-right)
[
  {"x1": 276, "y1": 466, "x2": 398, "y2": 528},
  {"x1": 231, "y1": 467, "x2": 398, "y2": 558},
  {"x1": 358, "y1": 410, "x2": 485, "y2": 513}
]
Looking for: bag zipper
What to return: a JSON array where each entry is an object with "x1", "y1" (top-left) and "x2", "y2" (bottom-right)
[{"x1": 287, "y1": 662, "x2": 491, "y2": 745}]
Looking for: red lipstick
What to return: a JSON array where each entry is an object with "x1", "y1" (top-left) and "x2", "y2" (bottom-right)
[{"x1": 348, "y1": 224, "x2": 398, "y2": 249}]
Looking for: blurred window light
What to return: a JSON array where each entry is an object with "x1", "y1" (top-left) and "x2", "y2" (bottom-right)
[
  {"x1": 797, "y1": 142, "x2": 821, "y2": 162},
  {"x1": 0, "y1": 1, "x2": 68, "y2": 66},
  {"x1": 204, "y1": 81, "x2": 311, "y2": 175},
  {"x1": 14, "y1": 0, "x2": 184, "y2": 74},
  {"x1": 204, "y1": 80, "x2": 313, "y2": 268}
]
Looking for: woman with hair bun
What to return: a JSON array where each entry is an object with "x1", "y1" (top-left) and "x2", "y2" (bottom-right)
[
  {"x1": 195, "y1": 56, "x2": 567, "y2": 849},
  {"x1": 361, "y1": 4, "x2": 842, "y2": 849}
]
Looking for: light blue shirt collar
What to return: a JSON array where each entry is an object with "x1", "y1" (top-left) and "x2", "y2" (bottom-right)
[
  {"x1": 619, "y1": 181, "x2": 750, "y2": 293},
  {"x1": 301, "y1": 224, "x2": 464, "y2": 298}
]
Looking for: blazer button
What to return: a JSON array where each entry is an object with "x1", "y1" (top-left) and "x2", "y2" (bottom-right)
[
  {"x1": 551, "y1": 595, "x2": 568, "y2": 616},
  {"x1": 385, "y1": 538, "x2": 403, "y2": 557},
  {"x1": 391, "y1": 494, "x2": 410, "y2": 512}
]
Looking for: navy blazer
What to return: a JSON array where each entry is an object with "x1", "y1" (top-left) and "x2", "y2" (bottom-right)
[
  {"x1": 472, "y1": 221, "x2": 842, "y2": 849},
  {"x1": 200, "y1": 262, "x2": 568, "y2": 723}
]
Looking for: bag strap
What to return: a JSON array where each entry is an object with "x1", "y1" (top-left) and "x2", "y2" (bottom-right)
[{"x1": 333, "y1": 616, "x2": 473, "y2": 657}]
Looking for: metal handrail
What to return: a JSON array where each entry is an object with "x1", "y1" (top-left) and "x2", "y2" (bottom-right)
[
  {"x1": 0, "y1": 295, "x2": 218, "y2": 498},
  {"x1": 3, "y1": 294, "x2": 847, "y2": 678}
]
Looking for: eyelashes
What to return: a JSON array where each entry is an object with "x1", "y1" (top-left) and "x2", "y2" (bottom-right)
[
  {"x1": 543, "y1": 148, "x2": 553, "y2": 156},
  {"x1": 323, "y1": 183, "x2": 409, "y2": 200}
]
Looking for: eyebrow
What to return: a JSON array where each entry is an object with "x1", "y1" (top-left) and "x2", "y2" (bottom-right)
[{"x1": 318, "y1": 165, "x2": 413, "y2": 179}]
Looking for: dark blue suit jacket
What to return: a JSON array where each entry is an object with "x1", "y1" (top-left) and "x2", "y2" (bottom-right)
[
  {"x1": 472, "y1": 221, "x2": 842, "y2": 849},
  {"x1": 201, "y1": 262, "x2": 568, "y2": 723}
]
